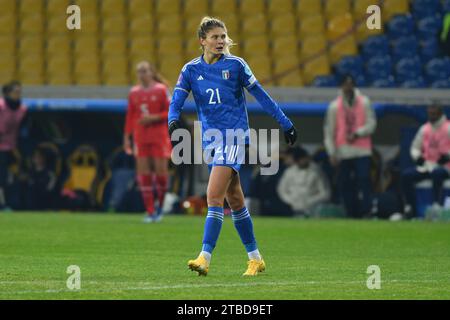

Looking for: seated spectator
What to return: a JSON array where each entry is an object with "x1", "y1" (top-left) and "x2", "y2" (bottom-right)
[
  {"x1": 247, "y1": 149, "x2": 293, "y2": 216},
  {"x1": 402, "y1": 104, "x2": 450, "y2": 218},
  {"x1": 277, "y1": 147, "x2": 331, "y2": 217},
  {"x1": 374, "y1": 153, "x2": 404, "y2": 219},
  {"x1": 104, "y1": 149, "x2": 141, "y2": 212},
  {"x1": 313, "y1": 146, "x2": 339, "y2": 203},
  {"x1": 27, "y1": 146, "x2": 57, "y2": 210}
]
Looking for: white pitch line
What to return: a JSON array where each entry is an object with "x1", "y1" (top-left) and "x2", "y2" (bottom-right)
[
  {"x1": 0, "y1": 279, "x2": 445, "y2": 295},
  {"x1": 2, "y1": 281, "x2": 301, "y2": 295}
]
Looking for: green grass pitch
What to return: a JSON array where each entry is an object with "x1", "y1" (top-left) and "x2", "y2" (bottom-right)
[{"x1": 0, "y1": 212, "x2": 449, "y2": 299}]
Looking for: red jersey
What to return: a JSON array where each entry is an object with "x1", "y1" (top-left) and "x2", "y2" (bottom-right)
[{"x1": 125, "y1": 83, "x2": 171, "y2": 145}]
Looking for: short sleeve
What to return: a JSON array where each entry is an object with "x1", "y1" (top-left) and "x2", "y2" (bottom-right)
[
  {"x1": 239, "y1": 59, "x2": 258, "y2": 89},
  {"x1": 175, "y1": 65, "x2": 191, "y2": 93}
]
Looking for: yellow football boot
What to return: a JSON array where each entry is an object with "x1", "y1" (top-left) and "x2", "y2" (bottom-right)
[
  {"x1": 243, "y1": 259, "x2": 266, "y2": 276},
  {"x1": 188, "y1": 255, "x2": 209, "y2": 276}
]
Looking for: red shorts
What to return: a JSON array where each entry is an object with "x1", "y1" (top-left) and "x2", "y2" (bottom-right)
[{"x1": 134, "y1": 142, "x2": 171, "y2": 159}]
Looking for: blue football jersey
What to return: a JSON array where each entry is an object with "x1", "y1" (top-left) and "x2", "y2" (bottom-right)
[{"x1": 173, "y1": 54, "x2": 256, "y2": 147}]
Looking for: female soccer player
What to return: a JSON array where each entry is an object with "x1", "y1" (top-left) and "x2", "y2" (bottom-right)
[
  {"x1": 124, "y1": 61, "x2": 172, "y2": 223},
  {"x1": 168, "y1": 17, "x2": 297, "y2": 276}
]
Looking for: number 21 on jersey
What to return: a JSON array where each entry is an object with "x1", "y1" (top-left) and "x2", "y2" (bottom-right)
[{"x1": 206, "y1": 88, "x2": 221, "y2": 105}]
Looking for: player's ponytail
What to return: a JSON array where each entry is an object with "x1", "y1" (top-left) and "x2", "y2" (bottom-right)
[
  {"x1": 136, "y1": 61, "x2": 171, "y2": 89},
  {"x1": 197, "y1": 16, "x2": 235, "y2": 55},
  {"x1": 149, "y1": 63, "x2": 171, "y2": 88}
]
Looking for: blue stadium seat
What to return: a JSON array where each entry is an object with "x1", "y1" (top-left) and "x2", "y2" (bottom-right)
[
  {"x1": 334, "y1": 55, "x2": 364, "y2": 79},
  {"x1": 355, "y1": 74, "x2": 367, "y2": 87},
  {"x1": 431, "y1": 79, "x2": 450, "y2": 88},
  {"x1": 312, "y1": 75, "x2": 338, "y2": 87},
  {"x1": 399, "y1": 77, "x2": 426, "y2": 88},
  {"x1": 420, "y1": 38, "x2": 441, "y2": 64},
  {"x1": 392, "y1": 36, "x2": 419, "y2": 62},
  {"x1": 443, "y1": 0, "x2": 450, "y2": 12},
  {"x1": 395, "y1": 56, "x2": 423, "y2": 83},
  {"x1": 371, "y1": 76, "x2": 396, "y2": 88},
  {"x1": 425, "y1": 58, "x2": 450, "y2": 82},
  {"x1": 366, "y1": 55, "x2": 392, "y2": 80},
  {"x1": 362, "y1": 35, "x2": 389, "y2": 60},
  {"x1": 417, "y1": 16, "x2": 443, "y2": 40},
  {"x1": 412, "y1": 0, "x2": 442, "y2": 19},
  {"x1": 313, "y1": 0, "x2": 447, "y2": 88},
  {"x1": 387, "y1": 15, "x2": 415, "y2": 40}
]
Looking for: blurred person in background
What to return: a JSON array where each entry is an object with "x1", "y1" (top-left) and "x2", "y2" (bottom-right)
[
  {"x1": 277, "y1": 146, "x2": 330, "y2": 217},
  {"x1": 401, "y1": 104, "x2": 450, "y2": 218},
  {"x1": 324, "y1": 75, "x2": 377, "y2": 218},
  {"x1": 123, "y1": 61, "x2": 172, "y2": 223},
  {"x1": 27, "y1": 146, "x2": 57, "y2": 210},
  {"x1": 0, "y1": 81, "x2": 27, "y2": 211},
  {"x1": 247, "y1": 148, "x2": 294, "y2": 217}
]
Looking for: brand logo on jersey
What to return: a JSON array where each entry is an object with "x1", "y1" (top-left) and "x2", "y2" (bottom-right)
[
  {"x1": 197, "y1": 75, "x2": 204, "y2": 81},
  {"x1": 222, "y1": 70, "x2": 230, "y2": 80}
]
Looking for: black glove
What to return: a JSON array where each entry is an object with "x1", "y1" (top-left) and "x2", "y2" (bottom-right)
[
  {"x1": 168, "y1": 120, "x2": 181, "y2": 146},
  {"x1": 168, "y1": 120, "x2": 180, "y2": 136},
  {"x1": 284, "y1": 125, "x2": 298, "y2": 146},
  {"x1": 438, "y1": 154, "x2": 450, "y2": 165},
  {"x1": 415, "y1": 156, "x2": 425, "y2": 166}
]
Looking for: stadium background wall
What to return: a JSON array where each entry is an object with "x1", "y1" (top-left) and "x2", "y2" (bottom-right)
[{"x1": 11, "y1": 96, "x2": 445, "y2": 212}]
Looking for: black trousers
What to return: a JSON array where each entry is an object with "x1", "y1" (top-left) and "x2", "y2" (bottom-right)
[{"x1": 0, "y1": 151, "x2": 12, "y2": 188}]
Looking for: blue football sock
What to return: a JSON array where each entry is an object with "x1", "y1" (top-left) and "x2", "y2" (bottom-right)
[
  {"x1": 201, "y1": 206, "x2": 224, "y2": 254},
  {"x1": 232, "y1": 207, "x2": 257, "y2": 252}
]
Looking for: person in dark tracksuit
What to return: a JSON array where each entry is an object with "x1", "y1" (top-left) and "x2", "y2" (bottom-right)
[
  {"x1": 324, "y1": 75, "x2": 377, "y2": 218},
  {"x1": 0, "y1": 81, "x2": 26, "y2": 210}
]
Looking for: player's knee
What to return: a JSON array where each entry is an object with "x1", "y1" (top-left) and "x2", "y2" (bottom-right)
[
  {"x1": 226, "y1": 191, "x2": 244, "y2": 211},
  {"x1": 136, "y1": 161, "x2": 151, "y2": 174},
  {"x1": 207, "y1": 190, "x2": 225, "y2": 207},
  {"x1": 227, "y1": 197, "x2": 243, "y2": 211}
]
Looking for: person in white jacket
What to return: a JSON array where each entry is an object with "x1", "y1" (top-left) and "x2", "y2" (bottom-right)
[
  {"x1": 402, "y1": 104, "x2": 450, "y2": 218},
  {"x1": 277, "y1": 147, "x2": 330, "y2": 216}
]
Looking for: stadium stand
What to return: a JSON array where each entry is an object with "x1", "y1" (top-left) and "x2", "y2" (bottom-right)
[
  {"x1": 2, "y1": 0, "x2": 447, "y2": 87},
  {"x1": 297, "y1": 0, "x2": 323, "y2": 18},
  {"x1": 267, "y1": 0, "x2": 294, "y2": 16},
  {"x1": 324, "y1": 0, "x2": 352, "y2": 20},
  {"x1": 299, "y1": 14, "x2": 325, "y2": 40}
]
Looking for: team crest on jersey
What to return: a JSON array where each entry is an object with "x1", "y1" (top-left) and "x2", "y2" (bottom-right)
[{"x1": 222, "y1": 70, "x2": 230, "y2": 80}]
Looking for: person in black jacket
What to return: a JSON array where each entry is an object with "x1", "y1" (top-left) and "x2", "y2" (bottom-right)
[{"x1": 27, "y1": 147, "x2": 57, "y2": 210}]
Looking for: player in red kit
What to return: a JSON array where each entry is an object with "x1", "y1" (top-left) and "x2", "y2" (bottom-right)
[{"x1": 124, "y1": 61, "x2": 172, "y2": 223}]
